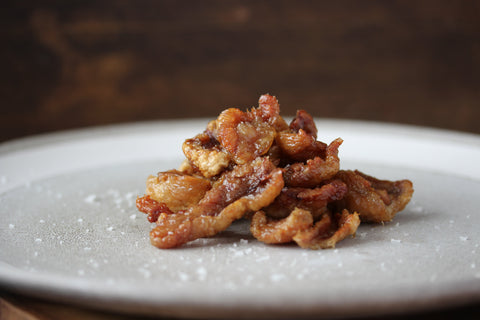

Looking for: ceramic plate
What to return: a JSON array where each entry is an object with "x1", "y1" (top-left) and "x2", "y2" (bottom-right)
[{"x1": 0, "y1": 119, "x2": 479, "y2": 319}]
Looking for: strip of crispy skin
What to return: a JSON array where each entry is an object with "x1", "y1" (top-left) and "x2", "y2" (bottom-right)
[{"x1": 149, "y1": 158, "x2": 284, "y2": 248}]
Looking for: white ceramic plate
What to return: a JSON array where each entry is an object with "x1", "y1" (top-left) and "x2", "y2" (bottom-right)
[{"x1": 0, "y1": 119, "x2": 479, "y2": 319}]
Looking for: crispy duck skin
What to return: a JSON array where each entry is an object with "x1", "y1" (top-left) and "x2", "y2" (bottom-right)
[{"x1": 136, "y1": 94, "x2": 413, "y2": 249}]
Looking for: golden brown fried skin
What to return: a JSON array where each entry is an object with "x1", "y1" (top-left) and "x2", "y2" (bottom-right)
[
  {"x1": 283, "y1": 138, "x2": 343, "y2": 188},
  {"x1": 334, "y1": 170, "x2": 414, "y2": 222},
  {"x1": 276, "y1": 129, "x2": 327, "y2": 163},
  {"x1": 136, "y1": 195, "x2": 173, "y2": 223},
  {"x1": 262, "y1": 179, "x2": 348, "y2": 220},
  {"x1": 293, "y1": 210, "x2": 360, "y2": 249},
  {"x1": 148, "y1": 158, "x2": 284, "y2": 248},
  {"x1": 137, "y1": 94, "x2": 414, "y2": 250},
  {"x1": 208, "y1": 95, "x2": 288, "y2": 165},
  {"x1": 145, "y1": 171, "x2": 211, "y2": 212},
  {"x1": 182, "y1": 132, "x2": 231, "y2": 178},
  {"x1": 250, "y1": 208, "x2": 313, "y2": 244},
  {"x1": 251, "y1": 208, "x2": 360, "y2": 249},
  {"x1": 289, "y1": 109, "x2": 318, "y2": 139}
]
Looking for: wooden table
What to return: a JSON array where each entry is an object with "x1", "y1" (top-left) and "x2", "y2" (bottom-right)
[{"x1": 1, "y1": 1, "x2": 479, "y2": 319}]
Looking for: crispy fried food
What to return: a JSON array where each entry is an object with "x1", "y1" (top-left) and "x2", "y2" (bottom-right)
[
  {"x1": 144, "y1": 158, "x2": 284, "y2": 249},
  {"x1": 250, "y1": 208, "x2": 313, "y2": 244},
  {"x1": 136, "y1": 195, "x2": 173, "y2": 223},
  {"x1": 136, "y1": 94, "x2": 414, "y2": 249},
  {"x1": 293, "y1": 210, "x2": 360, "y2": 249},
  {"x1": 289, "y1": 109, "x2": 318, "y2": 139},
  {"x1": 283, "y1": 138, "x2": 343, "y2": 188},
  {"x1": 251, "y1": 208, "x2": 360, "y2": 249},
  {"x1": 145, "y1": 171, "x2": 211, "y2": 212},
  {"x1": 261, "y1": 179, "x2": 348, "y2": 220},
  {"x1": 334, "y1": 170, "x2": 414, "y2": 222},
  {"x1": 182, "y1": 132, "x2": 231, "y2": 178}
]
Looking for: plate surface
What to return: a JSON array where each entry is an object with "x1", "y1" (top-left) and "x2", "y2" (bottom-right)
[{"x1": 1, "y1": 119, "x2": 479, "y2": 319}]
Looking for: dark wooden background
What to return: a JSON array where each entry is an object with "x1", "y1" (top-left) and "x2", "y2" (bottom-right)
[{"x1": 1, "y1": 0, "x2": 479, "y2": 143}]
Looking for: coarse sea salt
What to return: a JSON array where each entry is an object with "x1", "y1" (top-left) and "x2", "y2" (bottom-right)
[
  {"x1": 196, "y1": 267, "x2": 208, "y2": 280},
  {"x1": 270, "y1": 273, "x2": 286, "y2": 282},
  {"x1": 178, "y1": 272, "x2": 189, "y2": 282},
  {"x1": 84, "y1": 194, "x2": 98, "y2": 204}
]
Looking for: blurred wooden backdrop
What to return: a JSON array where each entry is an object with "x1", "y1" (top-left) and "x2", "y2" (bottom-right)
[{"x1": 1, "y1": 0, "x2": 480, "y2": 142}]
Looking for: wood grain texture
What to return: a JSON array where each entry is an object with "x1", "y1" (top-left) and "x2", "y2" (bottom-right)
[{"x1": 1, "y1": 0, "x2": 479, "y2": 141}]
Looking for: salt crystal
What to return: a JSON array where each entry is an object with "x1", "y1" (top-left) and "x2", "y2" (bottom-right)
[
  {"x1": 459, "y1": 236, "x2": 469, "y2": 241},
  {"x1": 380, "y1": 262, "x2": 387, "y2": 271},
  {"x1": 410, "y1": 205, "x2": 423, "y2": 213},
  {"x1": 84, "y1": 194, "x2": 98, "y2": 204},
  {"x1": 240, "y1": 239, "x2": 249, "y2": 245},
  {"x1": 8, "y1": 224, "x2": 14, "y2": 229},
  {"x1": 78, "y1": 269, "x2": 85, "y2": 276},
  {"x1": 106, "y1": 226, "x2": 114, "y2": 231},
  {"x1": 270, "y1": 273, "x2": 286, "y2": 282},
  {"x1": 77, "y1": 218, "x2": 83, "y2": 223},
  {"x1": 391, "y1": 239, "x2": 402, "y2": 243},
  {"x1": 129, "y1": 214, "x2": 137, "y2": 220},
  {"x1": 233, "y1": 250, "x2": 244, "y2": 257},
  {"x1": 34, "y1": 251, "x2": 39, "y2": 257},
  {"x1": 178, "y1": 272, "x2": 189, "y2": 281},
  {"x1": 35, "y1": 238, "x2": 42, "y2": 243},
  {"x1": 471, "y1": 263, "x2": 476, "y2": 269},
  {"x1": 84, "y1": 247, "x2": 92, "y2": 251},
  {"x1": 256, "y1": 256, "x2": 270, "y2": 262},
  {"x1": 138, "y1": 268, "x2": 151, "y2": 279},
  {"x1": 125, "y1": 192, "x2": 135, "y2": 200},
  {"x1": 196, "y1": 267, "x2": 207, "y2": 281},
  {"x1": 39, "y1": 219, "x2": 45, "y2": 223},
  {"x1": 89, "y1": 259, "x2": 99, "y2": 268}
]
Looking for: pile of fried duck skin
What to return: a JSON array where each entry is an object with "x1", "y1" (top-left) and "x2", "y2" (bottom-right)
[{"x1": 136, "y1": 94, "x2": 414, "y2": 249}]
